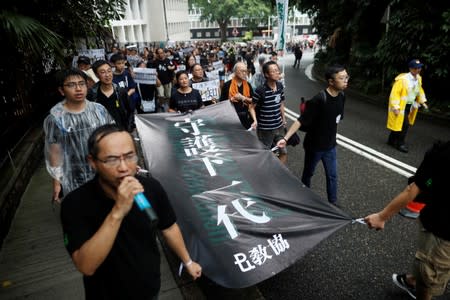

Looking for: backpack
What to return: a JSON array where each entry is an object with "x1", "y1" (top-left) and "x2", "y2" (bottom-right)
[
  {"x1": 298, "y1": 89, "x2": 345, "y2": 132},
  {"x1": 299, "y1": 90, "x2": 327, "y2": 132}
]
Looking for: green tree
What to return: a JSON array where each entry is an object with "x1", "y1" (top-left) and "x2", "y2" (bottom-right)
[
  {"x1": 189, "y1": 0, "x2": 271, "y2": 42},
  {"x1": 295, "y1": 0, "x2": 450, "y2": 106},
  {"x1": 376, "y1": 1, "x2": 450, "y2": 105},
  {"x1": 1, "y1": 0, "x2": 126, "y2": 160}
]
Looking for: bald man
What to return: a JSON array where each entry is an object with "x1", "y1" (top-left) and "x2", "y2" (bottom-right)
[{"x1": 219, "y1": 62, "x2": 255, "y2": 129}]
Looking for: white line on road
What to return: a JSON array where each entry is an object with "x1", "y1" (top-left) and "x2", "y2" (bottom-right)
[
  {"x1": 305, "y1": 64, "x2": 316, "y2": 82},
  {"x1": 283, "y1": 107, "x2": 416, "y2": 178}
]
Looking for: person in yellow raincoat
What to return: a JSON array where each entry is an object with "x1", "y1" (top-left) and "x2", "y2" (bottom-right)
[{"x1": 387, "y1": 59, "x2": 428, "y2": 153}]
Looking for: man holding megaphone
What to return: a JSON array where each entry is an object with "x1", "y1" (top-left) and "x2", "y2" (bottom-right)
[{"x1": 60, "y1": 124, "x2": 201, "y2": 300}]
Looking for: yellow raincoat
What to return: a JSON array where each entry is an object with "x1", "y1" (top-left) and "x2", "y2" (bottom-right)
[{"x1": 387, "y1": 73, "x2": 427, "y2": 131}]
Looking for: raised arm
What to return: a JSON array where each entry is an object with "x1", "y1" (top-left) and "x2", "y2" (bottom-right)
[{"x1": 71, "y1": 177, "x2": 142, "y2": 275}]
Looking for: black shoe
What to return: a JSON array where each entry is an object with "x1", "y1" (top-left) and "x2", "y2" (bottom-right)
[
  {"x1": 392, "y1": 274, "x2": 416, "y2": 299},
  {"x1": 397, "y1": 144, "x2": 409, "y2": 153}
]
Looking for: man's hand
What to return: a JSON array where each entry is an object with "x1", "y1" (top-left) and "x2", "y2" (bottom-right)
[
  {"x1": 113, "y1": 176, "x2": 144, "y2": 219},
  {"x1": 393, "y1": 108, "x2": 400, "y2": 116},
  {"x1": 242, "y1": 96, "x2": 252, "y2": 106},
  {"x1": 277, "y1": 138, "x2": 287, "y2": 149},
  {"x1": 53, "y1": 180, "x2": 62, "y2": 203},
  {"x1": 364, "y1": 213, "x2": 385, "y2": 230},
  {"x1": 185, "y1": 261, "x2": 202, "y2": 280},
  {"x1": 230, "y1": 92, "x2": 242, "y2": 103}
]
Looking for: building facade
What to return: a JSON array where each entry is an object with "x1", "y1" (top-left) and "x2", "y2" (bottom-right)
[
  {"x1": 188, "y1": 6, "x2": 314, "y2": 41},
  {"x1": 110, "y1": 0, "x2": 190, "y2": 46}
]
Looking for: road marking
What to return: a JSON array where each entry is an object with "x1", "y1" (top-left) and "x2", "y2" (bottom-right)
[
  {"x1": 305, "y1": 64, "x2": 316, "y2": 82},
  {"x1": 283, "y1": 107, "x2": 416, "y2": 178}
]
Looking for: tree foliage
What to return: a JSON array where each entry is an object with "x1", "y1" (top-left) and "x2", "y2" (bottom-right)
[
  {"x1": 295, "y1": 0, "x2": 450, "y2": 105},
  {"x1": 0, "y1": 0, "x2": 126, "y2": 158},
  {"x1": 2, "y1": 0, "x2": 125, "y2": 63},
  {"x1": 189, "y1": 0, "x2": 271, "y2": 41}
]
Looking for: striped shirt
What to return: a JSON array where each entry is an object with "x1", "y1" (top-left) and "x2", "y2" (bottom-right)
[{"x1": 253, "y1": 81, "x2": 285, "y2": 130}]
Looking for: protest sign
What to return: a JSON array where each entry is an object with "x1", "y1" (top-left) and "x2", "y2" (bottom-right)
[
  {"x1": 192, "y1": 79, "x2": 220, "y2": 102},
  {"x1": 133, "y1": 68, "x2": 157, "y2": 85}
]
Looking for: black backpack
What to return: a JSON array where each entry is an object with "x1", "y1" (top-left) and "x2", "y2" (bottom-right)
[
  {"x1": 299, "y1": 90, "x2": 327, "y2": 132},
  {"x1": 299, "y1": 89, "x2": 345, "y2": 132}
]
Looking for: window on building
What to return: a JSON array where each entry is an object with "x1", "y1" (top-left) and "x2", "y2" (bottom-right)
[
  {"x1": 205, "y1": 31, "x2": 211, "y2": 37},
  {"x1": 214, "y1": 31, "x2": 219, "y2": 37},
  {"x1": 197, "y1": 32, "x2": 202, "y2": 38},
  {"x1": 302, "y1": 28, "x2": 308, "y2": 34}
]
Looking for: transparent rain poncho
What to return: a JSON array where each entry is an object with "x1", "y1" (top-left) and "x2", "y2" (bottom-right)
[{"x1": 44, "y1": 99, "x2": 114, "y2": 196}]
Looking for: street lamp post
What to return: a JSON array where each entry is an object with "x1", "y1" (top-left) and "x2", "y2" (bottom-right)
[{"x1": 162, "y1": 0, "x2": 170, "y2": 42}]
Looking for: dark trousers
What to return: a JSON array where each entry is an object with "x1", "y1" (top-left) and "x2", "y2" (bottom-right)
[
  {"x1": 301, "y1": 147, "x2": 337, "y2": 204},
  {"x1": 388, "y1": 104, "x2": 411, "y2": 146},
  {"x1": 293, "y1": 57, "x2": 301, "y2": 68}
]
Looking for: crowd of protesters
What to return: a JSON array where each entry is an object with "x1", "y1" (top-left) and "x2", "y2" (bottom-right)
[
  {"x1": 43, "y1": 39, "x2": 293, "y2": 299},
  {"x1": 43, "y1": 37, "x2": 446, "y2": 300}
]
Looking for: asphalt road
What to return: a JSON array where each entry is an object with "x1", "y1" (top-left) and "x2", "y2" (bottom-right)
[{"x1": 256, "y1": 51, "x2": 450, "y2": 300}]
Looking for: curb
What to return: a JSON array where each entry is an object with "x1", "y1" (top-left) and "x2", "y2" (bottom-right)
[{"x1": 0, "y1": 126, "x2": 44, "y2": 249}]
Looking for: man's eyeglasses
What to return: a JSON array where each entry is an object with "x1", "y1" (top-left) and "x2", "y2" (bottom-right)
[
  {"x1": 96, "y1": 153, "x2": 138, "y2": 168},
  {"x1": 64, "y1": 81, "x2": 87, "y2": 89}
]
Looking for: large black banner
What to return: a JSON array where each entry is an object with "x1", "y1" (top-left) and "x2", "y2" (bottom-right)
[{"x1": 135, "y1": 101, "x2": 351, "y2": 288}]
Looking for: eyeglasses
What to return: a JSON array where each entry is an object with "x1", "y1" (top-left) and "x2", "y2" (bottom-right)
[
  {"x1": 97, "y1": 69, "x2": 113, "y2": 76},
  {"x1": 64, "y1": 81, "x2": 87, "y2": 89},
  {"x1": 96, "y1": 153, "x2": 138, "y2": 168}
]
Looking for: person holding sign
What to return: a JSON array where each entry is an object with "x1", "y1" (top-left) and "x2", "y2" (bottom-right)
[
  {"x1": 169, "y1": 71, "x2": 204, "y2": 113},
  {"x1": 190, "y1": 64, "x2": 217, "y2": 106},
  {"x1": 61, "y1": 124, "x2": 202, "y2": 300},
  {"x1": 190, "y1": 64, "x2": 208, "y2": 85}
]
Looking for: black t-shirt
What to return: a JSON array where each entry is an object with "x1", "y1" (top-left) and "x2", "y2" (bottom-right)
[
  {"x1": 61, "y1": 175, "x2": 177, "y2": 300},
  {"x1": 414, "y1": 141, "x2": 450, "y2": 241},
  {"x1": 220, "y1": 80, "x2": 254, "y2": 129},
  {"x1": 298, "y1": 90, "x2": 345, "y2": 151},
  {"x1": 149, "y1": 58, "x2": 174, "y2": 84},
  {"x1": 90, "y1": 85, "x2": 130, "y2": 130},
  {"x1": 169, "y1": 88, "x2": 203, "y2": 112}
]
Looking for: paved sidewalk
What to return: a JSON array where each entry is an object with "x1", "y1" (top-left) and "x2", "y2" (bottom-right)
[{"x1": 0, "y1": 162, "x2": 183, "y2": 300}]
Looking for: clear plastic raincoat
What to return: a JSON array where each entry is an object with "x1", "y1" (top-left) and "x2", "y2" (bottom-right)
[{"x1": 44, "y1": 100, "x2": 114, "y2": 196}]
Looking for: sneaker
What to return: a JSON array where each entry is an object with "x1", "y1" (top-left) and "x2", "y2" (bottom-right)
[{"x1": 392, "y1": 273, "x2": 416, "y2": 299}]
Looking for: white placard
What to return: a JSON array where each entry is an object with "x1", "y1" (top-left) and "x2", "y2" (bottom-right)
[
  {"x1": 77, "y1": 49, "x2": 105, "y2": 63},
  {"x1": 133, "y1": 68, "x2": 157, "y2": 85},
  {"x1": 212, "y1": 61, "x2": 224, "y2": 71},
  {"x1": 205, "y1": 69, "x2": 220, "y2": 80},
  {"x1": 192, "y1": 79, "x2": 220, "y2": 102}
]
